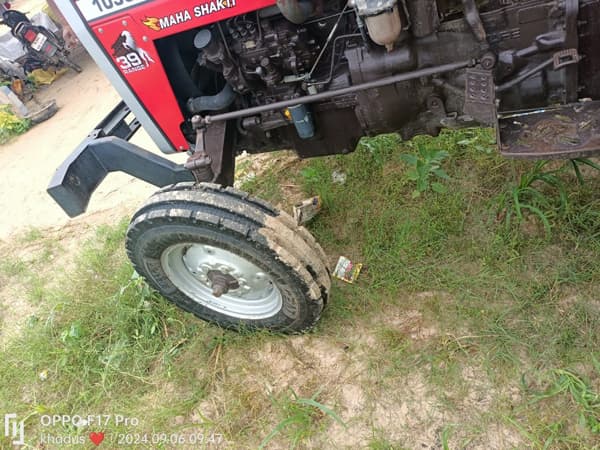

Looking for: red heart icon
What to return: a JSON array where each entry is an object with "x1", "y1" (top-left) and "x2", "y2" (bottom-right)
[{"x1": 89, "y1": 432, "x2": 105, "y2": 446}]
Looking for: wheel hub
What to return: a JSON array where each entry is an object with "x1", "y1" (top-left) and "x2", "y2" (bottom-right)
[
  {"x1": 207, "y1": 270, "x2": 239, "y2": 297},
  {"x1": 160, "y1": 243, "x2": 283, "y2": 320}
]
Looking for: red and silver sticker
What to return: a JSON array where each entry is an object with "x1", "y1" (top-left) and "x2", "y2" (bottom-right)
[
  {"x1": 111, "y1": 30, "x2": 155, "y2": 74},
  {"x1": 76, "y1": 0, "x2": 149, "y2": 22}
]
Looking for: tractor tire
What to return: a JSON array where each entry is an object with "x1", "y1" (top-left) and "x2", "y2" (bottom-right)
[{"x1": 125, "y1": 182, "x2": 330, "y2": 333}]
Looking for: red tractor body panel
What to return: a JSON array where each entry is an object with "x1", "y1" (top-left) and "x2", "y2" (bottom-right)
[{"x1": 77, "y1": 0, "x2": 277, "y2": 151}]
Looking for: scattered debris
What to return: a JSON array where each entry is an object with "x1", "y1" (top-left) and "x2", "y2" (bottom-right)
[
  {"x1": 500, "y1": 100, "x2": 600, "y2": 158},
  {"x1": 293, "y1": 196, "x2": 321, "y2": 225},
  {"x1": 333, "y1": 256, "x2": 363, "y2": 283},
  {"x1": 332, "y1": 170, "x2": 347, "y2": 184},
  {"x1": 233, "y1": 171, "x2": 256, "y2": 189},
  {"x1": 29, "y1": 67, "x2": 68, "y2": 85},
  {"x1": 26, "y1": 99, "x2": 58, "y2": 125}
]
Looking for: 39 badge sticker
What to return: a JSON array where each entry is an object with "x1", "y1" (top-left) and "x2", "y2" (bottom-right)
[{"x1": 110, "y1": 31, "x2": 154, "y2": 74}]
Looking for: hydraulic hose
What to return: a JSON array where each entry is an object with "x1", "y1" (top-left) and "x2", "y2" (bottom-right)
[{"x1": 187, "y1": 83, "x2": 236, "y2": 113}]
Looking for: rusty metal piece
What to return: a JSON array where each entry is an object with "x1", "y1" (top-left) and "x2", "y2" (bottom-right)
[
  {"x1": 564, "y1": 0, "x2": 579, "y2": 103},
  {"x1": 186, "y1": 115, "x2": 235, "y2": 186},
  {"x1": 184, "y1": 124, "x2": 215, "y2": 183},
  {"x1": 207, "y1": 270, "x2": 240, "y2": 297},
  {"x1": 461, "y1": 0, "x2": 487, "y2": 42},
  {"x1": 463, "y1": 68, "x2": 496, "y2": 126},
  {"x1": 553, "y1": 48, "x2": 581, "y2": 70},
  {"x1": 480, "y1": 52, "x2": 496, "y2": 70},
  {"x1": 185, "y1": 152, "x2": 213, "y2": 183},
  {"x1": 499, "y1": 100, "x2": 600, "y2": 159}
]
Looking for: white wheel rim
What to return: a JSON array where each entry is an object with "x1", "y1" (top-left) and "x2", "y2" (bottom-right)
[{"x1": 161, "y1": 243, "x2": 283, "y2": 320}]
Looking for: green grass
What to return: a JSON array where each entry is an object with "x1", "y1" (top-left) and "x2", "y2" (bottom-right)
[
  {"x1": 0, "y1": 256, "x2": 27, "y2": 278},
  {"x1": 259, "y1": 389, "x2": 346, "y2": 449},
  {"x1": 1, "y1": 129, "x2": 600, "y2": 448},
  {"x1": 292, "y1": 129, "x2": 600, "y2": 447},
  {"x1": 19, "y1": 227, "x2": 44, "y2": 243},
  {"x1": 0, "y1": 105, "x2": 31, "y2": 144},
  {"x1": 0, "y1": 221, "x2": 208, "y2": 447},
  {"x1": 367, "y1": 435, "x2": 406, "y2": 449}
]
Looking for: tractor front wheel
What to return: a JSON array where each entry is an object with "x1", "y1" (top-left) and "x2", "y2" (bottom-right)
[{"x1": 125, "y1": 183, "x2": 330, "y2": 332}]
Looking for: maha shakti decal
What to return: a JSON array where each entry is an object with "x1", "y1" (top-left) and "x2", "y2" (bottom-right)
[{"x1": 142, "y1": 0, "x2": 237, "y2": 31}]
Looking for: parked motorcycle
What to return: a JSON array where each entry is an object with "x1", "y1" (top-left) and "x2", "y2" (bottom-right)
[{"x1": 1, "y1": 8, "x2": 81, "y2": 73}]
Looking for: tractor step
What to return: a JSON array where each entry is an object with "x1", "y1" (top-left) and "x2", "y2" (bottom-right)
[{"x1": 498, "y1": 100, "x2": 600, "y2": 159}]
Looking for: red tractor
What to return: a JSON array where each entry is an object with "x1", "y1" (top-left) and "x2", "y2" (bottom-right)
[{"x1": 49, "y1": 0, "x2": 600, "y2": 332}]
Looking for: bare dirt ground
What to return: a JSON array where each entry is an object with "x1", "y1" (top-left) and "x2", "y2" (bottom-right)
[
  {"x1": 0, "y1": 0, "x2": 185, "y2": 240},
  {"x1": 0, "y1": 53, "x2": 187, "y2": 240},
  {"x1": 0, "y1": 50, "x2": 179, "y2": 343},
  {"x1": 0, "y1": 23, "x2": 189, "y2": 347}
]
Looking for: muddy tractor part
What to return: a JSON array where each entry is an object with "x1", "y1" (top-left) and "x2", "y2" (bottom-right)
[{"x1": 47, "y1": 0, "x2": 600, "y2": 331}]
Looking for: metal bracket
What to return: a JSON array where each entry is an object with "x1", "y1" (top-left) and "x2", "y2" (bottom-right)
[
  {"x1": 184, "y1": 115, "x2": 234, "y2": 186},
  {"x1": 499, "y1": 100, "x2": 600, "y2": 159},
  {"x1": 48, "y1": 102, "x2": 194, "y2": 217},
  {"x1": 185, "y1": 118, "x2": 215, "y2": 183},
  {"x1": 463, "y1": 67, "x2": 496, "y2": 126},
  {"x1": 553, "y1": 48, "x2": 581, "y2": 70},
  {"x1": 564, "y1": 0, "x2": 580, "y2": 102},
  {"x1": 462, "y1": 0, "x2": 487, "y2": 43}
]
